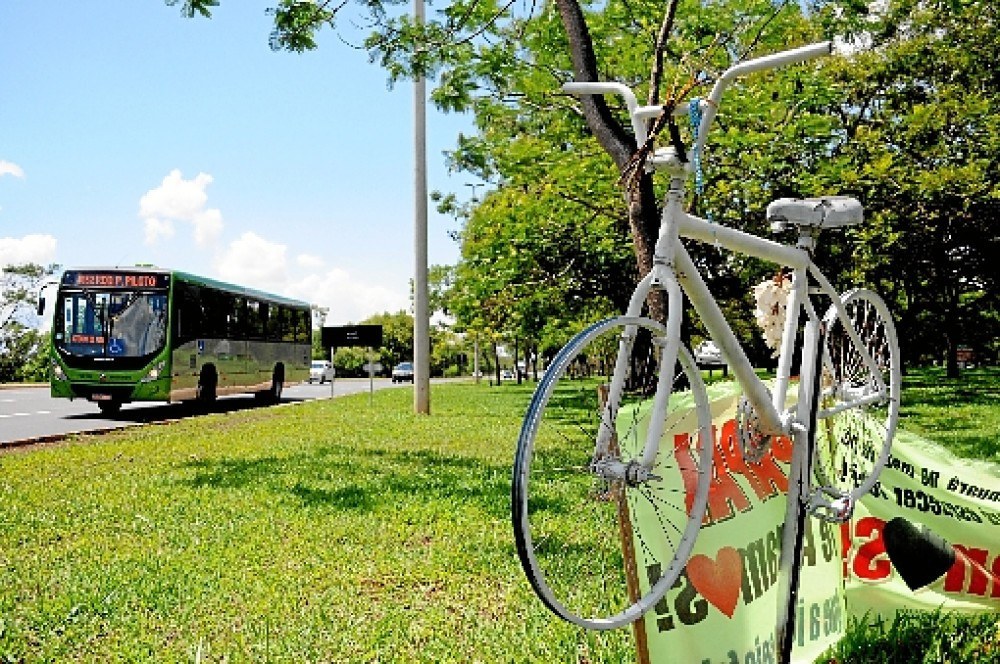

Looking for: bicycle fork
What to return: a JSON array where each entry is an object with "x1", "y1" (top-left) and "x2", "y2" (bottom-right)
[{"x1": 591, "y1": 266, "x2": 683, "y2": 484}]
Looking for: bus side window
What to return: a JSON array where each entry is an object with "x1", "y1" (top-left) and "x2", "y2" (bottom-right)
[
  {"x1": 200, "y1": 287, "x2": 222, "y2": 338},
  {"x1": 176, "y1": 283, "x2": 202, "y2": 343},
  {"x1": 247, "y1": 300, "x2": 264, "y2": 340},
  {"x1": 228, "y1": 296, "x2": 246, "y2": 340},
  {"x1": 266, "y1": 304, "x2": 281, "y2": 341},
  {"x1": 297, "y1": 309, "x2": 310, "y2": 343},
  {"x1": 281, "y1": 307, "x2": 296, "y2": 343},
  {"x1": 260, "y1": 302, "x2": 276, "y2": 341}
]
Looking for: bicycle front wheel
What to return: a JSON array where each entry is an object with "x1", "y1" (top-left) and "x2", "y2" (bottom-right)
[
  {"x1": 816, "y1": 289, "x2": 901, "y2": 504},
  {"x1": 512, "y1": 316, "x2": 713, "y2": 630}
]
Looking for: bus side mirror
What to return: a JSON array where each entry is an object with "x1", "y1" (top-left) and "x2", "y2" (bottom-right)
[{"x1": 37, "y1": 296, "x2": 46, "y2": 317}]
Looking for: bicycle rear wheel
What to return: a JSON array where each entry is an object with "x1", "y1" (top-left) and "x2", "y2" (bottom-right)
[
  {"x1": 815, "y1": 289, "x2": 901, "y2": 509},
  {"x1": 512, "y1": 316, "x2": 713, "y2": 630}
]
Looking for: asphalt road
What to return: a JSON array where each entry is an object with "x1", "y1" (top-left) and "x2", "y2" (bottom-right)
[{"x1": 0, "y1": 378, "x2": 402, "y2": 447}]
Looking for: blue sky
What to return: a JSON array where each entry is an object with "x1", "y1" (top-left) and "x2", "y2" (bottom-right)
[{"x1": 1, "y1": 1, "x2": 476, "y2": 325}]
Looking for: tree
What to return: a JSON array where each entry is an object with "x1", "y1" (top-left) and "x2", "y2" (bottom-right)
[
  {"x1": 815, "y1": 0, "x2": 1000, "y2": 374},
  {"x1": 437, "y1": 0, "x2": 836, "y2": 369},
  {"x1": 1, "y1": 263, "x2": 58, "y2": 383},
  {"x1": 174, "y1": 0, "x2": 1000, "y2": 376}
]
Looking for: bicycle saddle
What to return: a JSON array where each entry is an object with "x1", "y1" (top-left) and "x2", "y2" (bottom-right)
[{"x1": 766, "y1": 196, "x2": 864, "y2": 231}]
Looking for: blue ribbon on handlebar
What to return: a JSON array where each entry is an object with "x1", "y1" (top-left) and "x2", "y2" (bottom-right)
[{"x1": 689, "y1": 98, "x2": 704, "y2": 196}]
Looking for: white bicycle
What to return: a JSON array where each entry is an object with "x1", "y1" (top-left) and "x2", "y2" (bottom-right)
[{"x1": 511, "y1": 42, "x2": 901, "y2": 636}]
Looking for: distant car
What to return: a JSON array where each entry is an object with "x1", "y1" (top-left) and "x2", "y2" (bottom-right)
[
  {"x1": 500, "y1": 369, "x2": 515, "y2": 381},
  {"x1": 309, "y1": 360, "x2": 334, "y2": 384},
  {"x1": 694, "y1": 341, "x2": 725, "y2": 366},
  {"x1": 392, "y1": 361, "x2": 415, "y2": 383}
]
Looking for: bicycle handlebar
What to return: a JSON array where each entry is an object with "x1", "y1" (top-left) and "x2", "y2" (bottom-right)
[
  {"x1": 563, "y1": 41, "x2": 832, "y2": 161},
  {"x1": 694, "y1": 41, "x2": 832, "y2": 156}
]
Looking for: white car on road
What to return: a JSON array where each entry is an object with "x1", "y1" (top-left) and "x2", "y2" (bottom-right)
[
  {"x1": 694, "y1": 341, "x2": 726, "y2": 366},
  {"x1": 309, "y1": 360, "x2": 334, "y2": 383},
  {"x1": 392, "y1": 362, "x2": 415, "y2": 383}
]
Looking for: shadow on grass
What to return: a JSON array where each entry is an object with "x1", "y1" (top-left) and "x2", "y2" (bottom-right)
[
  {"x1": 902, "y1": 367, "x2": 1000, "y2": 409},
  {"x1": 63, "y1": 394, "x2": 307, "y2": 424},
  {"x1": 178, "y1": 445, "x2": 515, "y2": 519}
]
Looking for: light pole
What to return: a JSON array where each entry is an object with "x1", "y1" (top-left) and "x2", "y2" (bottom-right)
[{"x1": 413, "y1": 0, "x2": 430, "y2": 415}]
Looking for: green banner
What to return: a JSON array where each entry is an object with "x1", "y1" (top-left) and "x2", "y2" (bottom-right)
[
  {"x1": 631, "y1": 383, "x2": 999, "y2": 663},
  {"x1": 844, "y1": 427, "x2": 1000, "y2": 615}
]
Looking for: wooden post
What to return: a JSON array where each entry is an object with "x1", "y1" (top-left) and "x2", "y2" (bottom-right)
[{"x1": 598, "y1": 384, "x2": 651, "y2": 664}]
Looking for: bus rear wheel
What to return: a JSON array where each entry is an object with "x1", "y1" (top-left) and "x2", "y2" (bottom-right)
[
  {"x1": 97, "y1": 400, "x2": 122, "y2": 415},
  {"x1": 196, "y1": 366, "x2": 218, "y2": 404},
  {"x1": 259, "y1": 366, "x2": 284, "y2": 403},
  {"x1": 267, "y1": 365, "x2": 285, "y2": 403}
]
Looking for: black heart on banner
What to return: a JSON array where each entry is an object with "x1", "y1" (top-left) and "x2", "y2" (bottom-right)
[{"x1": 883, "y1": 516, "x2": 957, "y2": 591}]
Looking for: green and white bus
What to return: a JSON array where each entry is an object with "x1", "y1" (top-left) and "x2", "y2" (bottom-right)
[{"x1": 45, "y1": 267, "x2": 311, "y2": 413}]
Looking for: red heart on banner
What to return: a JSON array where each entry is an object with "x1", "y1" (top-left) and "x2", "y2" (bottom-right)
[{"x1": 686, "y1": 547, "x2": 743, "y2": 618}]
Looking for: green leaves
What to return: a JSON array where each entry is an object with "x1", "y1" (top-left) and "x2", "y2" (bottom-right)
[
  {"x1": 172, "y1": 0, "x2": 998, "y2": 369},
  {"x1": 266, "y1": 0, "x2": 339, "y2": 52},
  {"x1": 165, "y1": 0, "x2": 220, "y2": 19},
  {"x1": 0, "y1": 263, "x2": 58, "y2": 381}
]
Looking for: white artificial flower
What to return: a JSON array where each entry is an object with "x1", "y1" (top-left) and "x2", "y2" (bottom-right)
[{"x1": 752, "y1": 274, "x2": 793, "y2": 355}]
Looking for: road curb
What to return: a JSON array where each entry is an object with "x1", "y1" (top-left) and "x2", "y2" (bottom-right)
[
  {"x1": 0, "y1": 421, "x2": 150, "y2": 451},
  {"x1": 0, "y1": 394, "x2": 323, "y2": 452}
]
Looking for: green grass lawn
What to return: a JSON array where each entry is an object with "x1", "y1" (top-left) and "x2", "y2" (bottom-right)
[
  {"x1": 0, "y1": 368, "x2": 996, "y2": 662},
  {"x1": 0, "y1": 384, "x2": 634, "y2": 662},
  {"x1": 898, "y1": 366, "x2": 1000, "y2": 463}
]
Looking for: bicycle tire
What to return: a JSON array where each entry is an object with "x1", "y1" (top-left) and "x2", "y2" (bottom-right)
[
  {"x1": 815, "y1": 289, "x2": 901, "y2": 505},
  {"x1": 512, "y1": 316, "x2": 713, "y2": 630}
]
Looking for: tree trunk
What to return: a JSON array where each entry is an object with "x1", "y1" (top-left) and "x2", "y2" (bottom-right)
[
  {"x1": 554, "y1": 0, "x2": 667, "y2": 324},
  {"x1": 514, "y1": 337, "x2": 522, "y2": 385},
  {"x1": 493, "y1": 342, "x2": 501, "y2": 385}
]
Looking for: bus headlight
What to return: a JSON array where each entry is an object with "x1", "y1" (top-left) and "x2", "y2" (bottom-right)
[
  {"x1": 141, "y1": 361, "x2": 166, "y2": 383},
  {"x1": 51, "y1": 360, "x2": 67, "y2": 382}
]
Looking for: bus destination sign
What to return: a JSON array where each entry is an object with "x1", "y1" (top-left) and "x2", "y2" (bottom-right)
[{"x1": 64, "y1": 271, "x2": 169, "y2": 289}]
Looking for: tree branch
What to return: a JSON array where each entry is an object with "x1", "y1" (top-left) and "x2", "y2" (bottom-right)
[{"x1": 553, "y1": 0, "x2": 635, "y2": 169}]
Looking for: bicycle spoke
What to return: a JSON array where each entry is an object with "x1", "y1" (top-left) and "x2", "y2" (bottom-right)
[{"x1": 815, "y1": 290, "x2": 900, "y2": 511}]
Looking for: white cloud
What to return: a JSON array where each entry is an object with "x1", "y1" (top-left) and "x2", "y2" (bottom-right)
[
  {"x1": 296, "y1": 253, "x2": 325, "y2": 270},
  {"x1": 288, "y1": 268, "x2": 408, "y2": 326},
  {"x1": 193, "y1": 208, "x2": 223, "y2": 248},
  {"x1": 139, "y1": 169, "x2": 223, "y2": 247},
  {"x1": 0, "y1": 234, "x2": 57, "y2": 266},
  {"x1": 214, "y1": 231, "x2": 289, "y2": 290},
  {"x1": 214, "y1": 231, "x2": 408, "y2": 326},
  {"x1": 144, "y1": 217, "x2": 175, "y2": 244},
  {"x1": 0, "y1": 160, "x2": 25, "y2": 179}
]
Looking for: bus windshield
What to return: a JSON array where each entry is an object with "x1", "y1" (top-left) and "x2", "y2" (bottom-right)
[{"x1": 55, "y1": 290, "x2": 168, "y2": 360}]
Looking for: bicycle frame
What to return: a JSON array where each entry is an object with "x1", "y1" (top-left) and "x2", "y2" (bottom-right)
[
  {"x1": 579, "y1": 40, "x2": 888, "y2": 472},
  {"x1": 603, "y1": 175, "x2": 890, "y2": 472}
]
